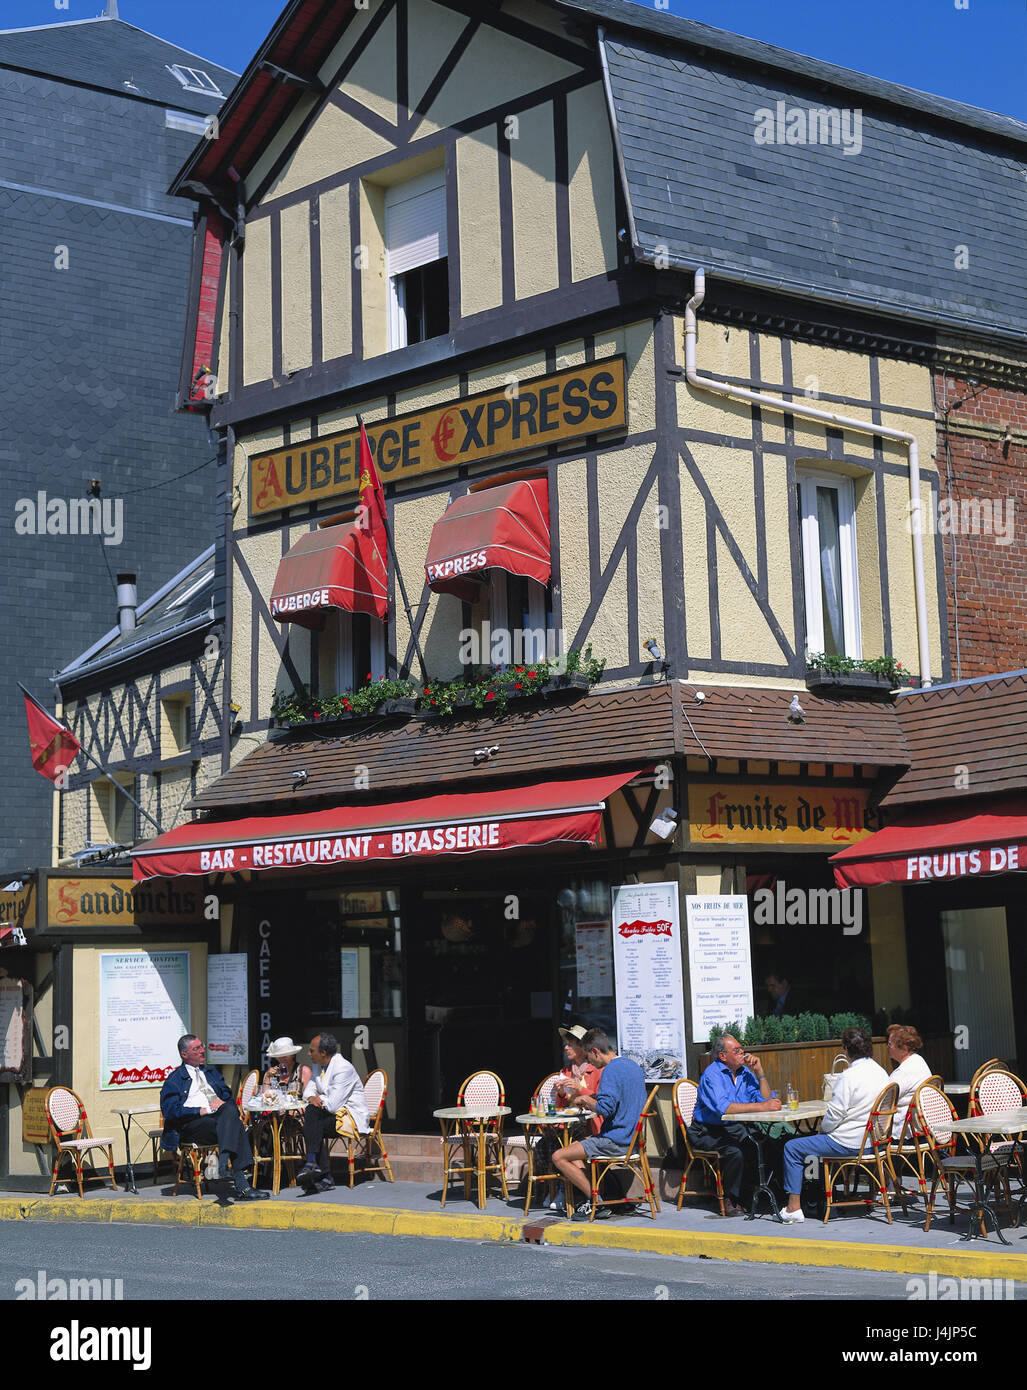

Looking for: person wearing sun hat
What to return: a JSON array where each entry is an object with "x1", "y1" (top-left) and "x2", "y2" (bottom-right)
[
  {"x1": 555, "y1": 1025, "x2": 602, "y2": 1131},
  {"x1": 263, "y1": 1036, "x2": 310, "y2": 1095}
]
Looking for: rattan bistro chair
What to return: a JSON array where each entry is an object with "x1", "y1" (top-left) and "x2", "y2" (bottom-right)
[
  {"x1": 672, "y1": 1079, "x2": 726, "y2": 1216},
  {"x1": 46, "y1": 1087, "x2": 118, "y2": 1197},
  {"x1": 915, "y1": 1081, "x2": 1013, "y2": 1234},
  {"x1": 237, "y1": 1069, "x2": 260, "y2": 1126},
  {"x1": 587, "y1": 1085, "x2": 661, "y2": 1222},
  {"x1": 323, "y1": 1068, "x2": 395, "y2": 1186},
  {"x1": 821, "y1": 1082, "x2": 899, "y2": 1224},
  {"x1": 522, "y1": 1072, "x2": 563, "y2": 1214},
  {"x1": 888, "y1": 1074, "x2": 943, "y2": 1211},
  {"x1": 967, "y1": 1059, "x2": 1010, "y2": 1110},
  {"x1": 971, "y1": 1069, "x2": 1027, "y2": 1169}
]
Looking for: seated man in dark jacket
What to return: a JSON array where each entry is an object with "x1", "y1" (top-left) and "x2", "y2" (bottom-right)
[{"x1": 160, "y1": 1034, "x2": 268, "y2": 1200}]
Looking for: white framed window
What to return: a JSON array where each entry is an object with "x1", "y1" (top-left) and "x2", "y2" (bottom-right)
[
  {"x1": 166, "y1": 64, "x2": 224, "y2": 98},
  {"x1": 487, "y1": 571, "x2": 551, "y2": 666},
  {"x1": 323, "y1": 611, "x2": 386, "y2": 693},
  {"x1": 796, "y1": 470, "x2": 861, "y2": 658},
  {"x1": 385, "y1": 169, "x2": 448, "y2": 350}
]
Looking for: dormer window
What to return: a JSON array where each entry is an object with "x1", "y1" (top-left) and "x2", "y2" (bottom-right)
[{"x1": 166, "y1": 64, "x2": 224, "y2": 98}]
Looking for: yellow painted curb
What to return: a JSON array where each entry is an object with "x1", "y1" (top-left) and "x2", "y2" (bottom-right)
[
  {"x1": 542, "y1": 1222, "x2": 1027, "y2": 1280},
  {"x1": 1, "y1": 1197, "x2": 1022, "y2": 1279}
]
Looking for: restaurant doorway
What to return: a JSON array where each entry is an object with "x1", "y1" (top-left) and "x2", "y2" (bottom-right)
[{"x1": 407, "y1": 885, "x2": 556, "y2": 1125}]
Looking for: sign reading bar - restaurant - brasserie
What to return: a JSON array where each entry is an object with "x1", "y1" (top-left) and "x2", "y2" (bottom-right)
[{"x1": 248, "y1": 358, "x2": 628, "y2": 517}]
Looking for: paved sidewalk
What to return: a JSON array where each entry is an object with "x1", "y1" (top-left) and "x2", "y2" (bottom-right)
[{"x1": 2, "y1": 1173, "x2": 1024, "y2": 1279}]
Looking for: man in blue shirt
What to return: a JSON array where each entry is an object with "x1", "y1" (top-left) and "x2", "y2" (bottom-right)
[
  {"x1": 689, "y1": 1035, "x2": 781, "y2": 1215},
  {"x1": 552, "y1": 1029, "x2": 647, "y2": 1220}
]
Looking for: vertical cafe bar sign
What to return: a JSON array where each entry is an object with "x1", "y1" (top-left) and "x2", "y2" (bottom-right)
[{"x1": 610, "y1": 883, "x2": 685, "y2": 1080}]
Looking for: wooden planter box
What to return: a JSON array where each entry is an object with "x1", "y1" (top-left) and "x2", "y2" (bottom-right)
[
  {"x1": 379, "y1": 697, "x2": 417, "y2": 716},
  {"x1": 699, "y1": 1037, "x2": 890, "y2": 1101},
  {"x1": 542, "y1": 673, "x2": 591, "y2": 696}
]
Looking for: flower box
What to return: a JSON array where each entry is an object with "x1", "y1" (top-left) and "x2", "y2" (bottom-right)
[
  {"x1": 379, "y1": 697, "x2": 417, "y2": 716},
  {"x1": 805, "y1": 669, "x2": 895, "y2": 695},
  {"x1": 542, "y1": 673, "x2": 591, "y2": 696}
]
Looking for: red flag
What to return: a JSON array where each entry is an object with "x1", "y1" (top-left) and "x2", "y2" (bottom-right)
[
  {"x1": 353, "y1": 422, "x2": 389, "y2": 620},
  {"x1": 22, "y1": 689, "x2": 81, "y2": 783}
]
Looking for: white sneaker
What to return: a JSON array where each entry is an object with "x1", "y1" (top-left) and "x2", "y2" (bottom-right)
[{"x1": 779, "y1": 1206, "x2": 805, "y2": 1223}]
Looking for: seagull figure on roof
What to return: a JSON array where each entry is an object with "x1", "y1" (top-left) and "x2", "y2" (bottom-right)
[{"x1": 787, "y1": 695, "x2": 806, "y2": 724}]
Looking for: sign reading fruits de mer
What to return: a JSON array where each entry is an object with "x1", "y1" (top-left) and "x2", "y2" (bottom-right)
[{"x1": 248, "y1": 359, "x2": 628, "y2": 517}]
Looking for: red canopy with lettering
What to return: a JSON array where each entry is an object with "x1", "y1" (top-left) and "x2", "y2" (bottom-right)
[
  {"x1": 830, "y1": 796, "x2": 1027, "y2": 888},
  {"x1": 269, "y1": 520, "x2": 387, "y2": 628},
  {"x1": 131, "y1": 769, "x2": 641, "y2": 881},
  {"x1": 425, "y1": 478, "x2": 550, "y2": 601}
]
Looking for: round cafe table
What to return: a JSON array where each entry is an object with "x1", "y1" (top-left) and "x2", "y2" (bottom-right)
[
  {"x1": 517, "y1": 1109, "x2": 587, "y2": 1215},
  {"x1": 721, "y1": 1102, "x2": 827, "y2": 1221},
  {"x1": 944, "y1": 1105, "x2": 1027, "y2": 1244},
  {"x1": 433, "y1": 1106, "x2": 511, "y2": 1210},
  {"x1": 244, "y1": 1097, "x2": 306, "y2": 1195}
]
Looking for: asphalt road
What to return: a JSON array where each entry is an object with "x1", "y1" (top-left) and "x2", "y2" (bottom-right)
[{"x1": 0, "y1": 1220, "x2": 989, "y2": 1302}]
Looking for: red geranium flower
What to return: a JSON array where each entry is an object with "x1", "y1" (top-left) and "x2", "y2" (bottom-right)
[
  {"x1": 486, "y1": 691, "x2": 495, "y2": 701},
  {"x1": 514, "y1": 683, "x2": 522, "y2": 690},
  {"x1": 527, "y1": 670, "x2": 536, "y2": 678}
]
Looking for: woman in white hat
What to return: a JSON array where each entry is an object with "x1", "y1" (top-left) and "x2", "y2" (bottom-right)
[{"x1": 263, "y1": 1037, "x2": 310, "y2": 1096}]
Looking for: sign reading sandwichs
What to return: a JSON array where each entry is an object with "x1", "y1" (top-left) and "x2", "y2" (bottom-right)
[{"x1": 249, "y1": 359, "x2": 628, "y2": 517}]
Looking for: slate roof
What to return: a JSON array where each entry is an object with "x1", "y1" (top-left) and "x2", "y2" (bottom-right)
[
  {"x1": 56, "y1": 550, "x2": 216, "y2": 688},
  {"x1": 0, "y1": 17, "x2": 237, "y2": 113},
  {"x1": 558, "y1": 0, "x2": 1027, "y2": 343},
  {"x1": 675, "y1": 685, "x2": 909, "y2": 769},
  {"x1": 882, "y1": 671, "x2": 1027, "y2": 807}
]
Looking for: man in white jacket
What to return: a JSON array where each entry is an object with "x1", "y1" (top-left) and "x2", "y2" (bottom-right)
[
  {"x1": 297, "y1": 1033, "x2": 370, "y2": 1192},
  {"x1": 779, "y1": 1027, "x2": 889, "y2": 1223}
]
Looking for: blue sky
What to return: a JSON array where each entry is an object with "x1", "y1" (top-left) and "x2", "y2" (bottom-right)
[{"x1": 5, "y1": 0, "x2": 1026, "y2": 121}]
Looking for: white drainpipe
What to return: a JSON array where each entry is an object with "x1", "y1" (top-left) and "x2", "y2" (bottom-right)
[{"x1": 683, "y1": 268, "x2": 932, "y2": 687}]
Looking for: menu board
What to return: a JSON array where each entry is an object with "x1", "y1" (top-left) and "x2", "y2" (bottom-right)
[
  {"x1": 206, "y1": 954, "x2": 248, "y2": 1064},
  {"x1": 99, "y1": 951, "x2": 190, "y2": 1089},
  {"x1": 685, "y1": 896, "x2": 754, "y2": 1042},
  {"x1": 575, "y1": 921, "x2": 613, "y2": 997},
  {"x1": 610, "y1": 883, "x2": 685, "y2": 1081}
]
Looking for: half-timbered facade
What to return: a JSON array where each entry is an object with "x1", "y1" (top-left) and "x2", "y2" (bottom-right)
[{"x1": 122, "y1": 0, "x2": 1027, "y2": 1133}]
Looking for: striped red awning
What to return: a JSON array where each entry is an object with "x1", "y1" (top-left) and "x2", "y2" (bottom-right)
[
  {"x1": 132, "y1": 770, "x2": 641, "y2": 881},
  {"x1": 269, "y1": 521, "x2": 387, "y2": 628},
  {"x1": 425, "y1": 478, "x2": 550, "y2": 601}
]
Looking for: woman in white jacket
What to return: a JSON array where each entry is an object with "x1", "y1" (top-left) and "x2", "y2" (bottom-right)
[
  {"x1": 886, "y1": 1024, "x2": 932, "y2": 1140},
  {"x1": 779, "y1": 1027, "x2": 889, "y2": 1223}
]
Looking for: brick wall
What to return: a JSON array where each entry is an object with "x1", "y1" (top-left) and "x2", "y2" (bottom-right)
[{"x1": 934, "y1": 372, "x2": 1027, "y2": 679}]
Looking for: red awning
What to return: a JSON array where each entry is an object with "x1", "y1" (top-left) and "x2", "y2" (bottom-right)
[
  {"x1": 425, "y1": 478, "x2": 550, "y2": 601},
  {"x1": 831, "y1": 796, "x2": 1027, "y2": 889},
  {"x1": 269, "y1": 522, "x2": 387, "y2": 628},
  {"x1": 131, "y1": 769, "x2": 641, "y2": 881}
]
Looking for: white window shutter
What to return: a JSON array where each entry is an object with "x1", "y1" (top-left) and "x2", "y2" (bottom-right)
[{"x1": 385, "y1": 170, "x2": 447, "y2": 277}]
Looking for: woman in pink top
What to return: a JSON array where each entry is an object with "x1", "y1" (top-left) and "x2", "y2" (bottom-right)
[{"x1": 554, "y1": 1024, "x2": 602, "y2": 1136}]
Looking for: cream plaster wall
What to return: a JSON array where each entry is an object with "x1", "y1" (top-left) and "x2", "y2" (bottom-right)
[
  {"x1": 69, "y1": 941, "x2": 207, "y2": 1154},
  {"x1": 413, "y1": 22, "x2": 580, "y2": 137},
  {"x1": 567, "y1": 83, "x2": 617, "y2": 282},
  {"x1": 242, "y1": 217, "x2": 272, "y2": 386},
  {"x1": 319, "y1": 184, "x2": 352, "y2": 361},
  {"x1": 407, "y1": 1, "x2": 470, "y2": 117},
  {"x1": 344, "y1": 3, "x2": 398, "y2": 125},
  {"x1": 216, "y1": 261, "x2": 231, "y2": 396},
  {"x1": 280, "y1": 201, "x2": 313, "y2": 375},
  {"x1": 262, "y1": 103, "x2": 393, "y2": 205},
  {"x1": 456, "y1": 130, "x2": 502, "y2": 317},
  {"x1": 510, "y1": 102, "x2": 559, "y2": 301}
]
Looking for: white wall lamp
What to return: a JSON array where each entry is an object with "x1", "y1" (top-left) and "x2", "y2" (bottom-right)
[{"x1": 648, "y1": 807, "x2": 680, "y2": 840}]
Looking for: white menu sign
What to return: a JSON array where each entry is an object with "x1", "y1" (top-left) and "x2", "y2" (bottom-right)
[
  {"x1": 100, "y1": 951, "x2": 190, "y2": 1090},
  {"x1": 207, "y1": 954, "x2": 248, "y2": 1065},
  {"x1": 685, "y1": 896, "x2": 753, "y2": 1042},
  {"x1": 611, "y1": 883, "x2": 685, "y2": 1080},
  {"x1": 575, "y1": 922, "x2": 613, "y2": 997}
]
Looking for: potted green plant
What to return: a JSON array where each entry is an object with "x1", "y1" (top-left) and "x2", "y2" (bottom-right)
[{"x1": 542, "y1": 645, "x2": 605, "y2": 694}]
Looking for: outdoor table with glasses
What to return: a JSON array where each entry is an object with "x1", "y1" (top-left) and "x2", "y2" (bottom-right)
[
  {"x1": 943, "y1": 1105, "x2": 1027, "y2": 1244},
  {"x1": 434, "y1": 1105, "x2": 511, "y2": 1209},
  {"x1": 111, "y1": 1105, "x2": 163, "y2": 1195},
  {"x1": 517, "y1": 1106, "x2": 589, "y2": 1215},
  {"x1": 243, "y1": 1092, "x2": 307, "y2": 1195},
  {"x1": 721, "y1": 1101, "x2": 827, "y2": 1220}
]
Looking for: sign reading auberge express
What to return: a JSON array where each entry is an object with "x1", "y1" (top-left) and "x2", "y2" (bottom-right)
[{"x1": 248, "y1": 358, "x2": 627, "y2": 517}]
